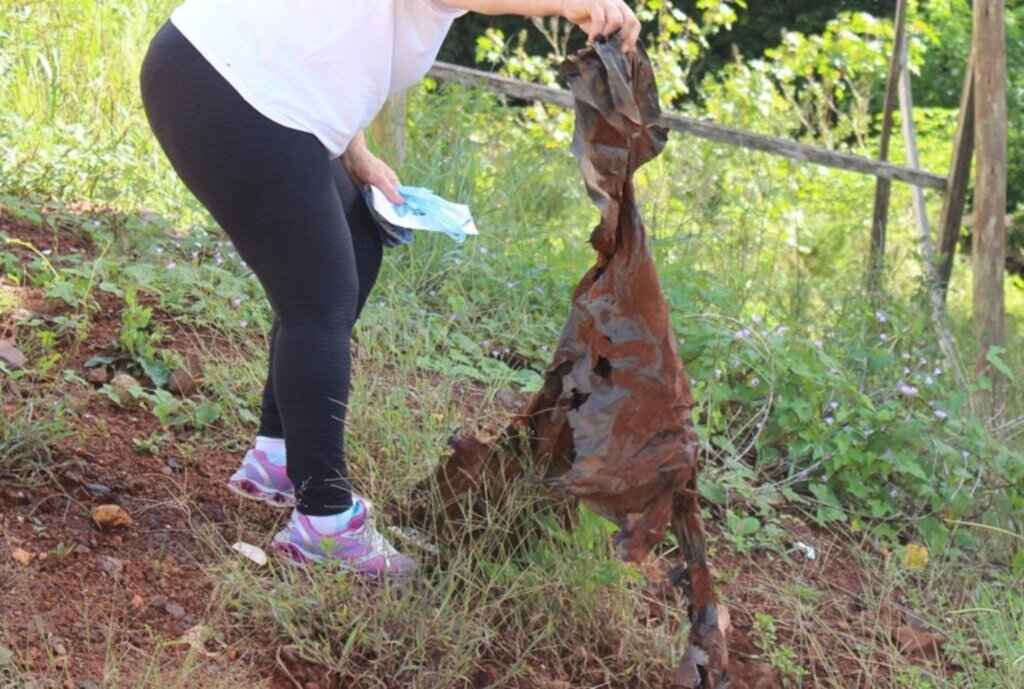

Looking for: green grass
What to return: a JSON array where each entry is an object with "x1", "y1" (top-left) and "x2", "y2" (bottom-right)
[{"x1": 2, "y1": 1, "x2": 1023, "y2": 687}]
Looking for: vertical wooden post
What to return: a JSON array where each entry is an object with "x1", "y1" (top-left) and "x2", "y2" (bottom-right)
[
  {"x1": 895, "y1": 33, "x2": 964, "y2": 384},
  {"x1": 936, "y1": 51, "x2": 975, "y2": 299},
  {"x1": 972, "y1": 0, "x2": 1008, "y2": 411},
  {"x1": 896, "y1": 37, "x2": 935, "y2": 270},
  {"x1": 868, "y1": 0, "x2": 908, "y2": 293},
  {"x1": 368, "y1": 92, "x2": 408, "y2": 167}
]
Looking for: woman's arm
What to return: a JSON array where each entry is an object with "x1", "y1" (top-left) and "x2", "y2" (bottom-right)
[{"x1": 442, "y1": 0, "x2": 641, "y2": 51}]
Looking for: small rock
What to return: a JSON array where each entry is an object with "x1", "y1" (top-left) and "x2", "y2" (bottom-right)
[
  {"x1": 895, "y1": 624, "x2": 945, "y2": 662},
  {"x1": 0, "y1": 340, "x2": 27, "y2": 368},
  {"x1": 496, "y1": 387, "x2": 527, "y2": 409},
  {"x1": 167, "y1": 369, "x2": 195, "y2": 396},
  {"x1": 165, "y1": 458, "x2": 182, "y2": 473},
  {"x1": 147, "y1": 595, "x2": 168, "y2": 609},
  {"x1": 97, "y1": 556, "x2": 124, "y2": 578},
  {"x1": 74, "y1": 544, "x2": 92, "y2": 556},
  {"x1": 84, "y1": 482, "x2": 111, "y2": 497},
  {"x1": 110, "y1": 373, "x2": 142, "y2": 401},
  {"x1": 1, "y1": 488, "x2": 28, "y2": 506},
  {"x1": 231, "y1": 541, "x2": 268, "y2": 567},
  {"x1": 130, "y1": 595, "x2": 144, "y2": 609},
  {"x1": 11, "y1": 547, "x2": 34, "y2": 566},
  {"x1": 11, "y1": 308, "x2": 33, "y2": 323},
  {"x1": 164, "y1": 603, "x2": 186, "y2": 619},
  {"x1": 85, "y1": 367, "x2": 110, "y2": 385},
  {"x1": 92, "y1": 504, "x2": 132, "y2": 530},
  {"x1": 167, "y1": 352, "x2": 202, "y2": 396}
]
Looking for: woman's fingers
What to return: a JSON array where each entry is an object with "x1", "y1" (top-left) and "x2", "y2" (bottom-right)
[
  {"x1": 587, "y1": 2, "x2": 606, "y2": 43},
  {"x1": 376, "y1": 175, "x2": 405, "y2": 205},
  {"x1": 621, "y1": 12, "x2": 641, "y2": 51},
  {"x1": 578, "y1": 0, "x2": 640, "y2": 52}
]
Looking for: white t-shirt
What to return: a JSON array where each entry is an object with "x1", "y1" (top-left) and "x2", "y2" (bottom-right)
[{"x1": 170, "y1": 0, "x2": 466, "y2": 158}]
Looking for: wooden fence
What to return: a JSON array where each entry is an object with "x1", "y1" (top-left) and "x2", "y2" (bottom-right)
[{"x1": 371, "y1": 2, "x2": 1008, "y2": 407}]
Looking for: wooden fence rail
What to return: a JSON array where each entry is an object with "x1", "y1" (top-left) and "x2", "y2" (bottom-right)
[{"x1": 426, "y1": 61, "x2": 948, "y2": 191}]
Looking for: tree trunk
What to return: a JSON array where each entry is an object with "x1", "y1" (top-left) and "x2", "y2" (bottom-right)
[{"x1": 971, "y1": 0, "x2": 1008, "y2": 414}]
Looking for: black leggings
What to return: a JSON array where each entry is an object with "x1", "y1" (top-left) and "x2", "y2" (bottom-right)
[{"x1": 140, "y1": 20, "x2": 383, "y2": 515}]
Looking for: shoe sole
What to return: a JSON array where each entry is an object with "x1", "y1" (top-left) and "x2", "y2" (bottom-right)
[
  {"x1": 270, "y1": 537, "x2": 414, "y2": 581},
  {"x1": 226, "y1": 478, "x2": 295, "y2": 509}
]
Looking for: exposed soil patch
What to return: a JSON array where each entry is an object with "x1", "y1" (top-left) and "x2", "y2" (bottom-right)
[{"x1": 2, "y1": 209, "x2": 280, "y2": 685}]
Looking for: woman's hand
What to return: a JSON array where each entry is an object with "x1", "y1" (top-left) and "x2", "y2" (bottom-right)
[
  {"x1": 560, "y1": 0, "x2": 640, "y2": 51},
  {"x1": 342, "y1": 132, "x2": 404, "y2": 204},
  {"x1": 439, "y1": 1, "x2": 641, "y2": 52}
]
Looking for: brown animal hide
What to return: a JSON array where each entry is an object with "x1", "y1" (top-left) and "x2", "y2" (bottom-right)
[{"x1": 410, "y1": 37, "x2": 728, "y2": 689}]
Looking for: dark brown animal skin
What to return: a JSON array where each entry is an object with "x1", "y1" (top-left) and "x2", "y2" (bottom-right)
[{"x1": 408, "y1": 37, "x2": 729, "y2": 689}]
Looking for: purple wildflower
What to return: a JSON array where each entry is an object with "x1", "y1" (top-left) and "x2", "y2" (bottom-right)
[{"x1": 899, "y1": 382, "x2": 919, "y2": 397}]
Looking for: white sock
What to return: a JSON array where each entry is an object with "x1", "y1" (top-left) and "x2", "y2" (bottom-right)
[
  {"x1": 305, "y1": 500, "x2": 362, "y2": 534},
  {"x1": 255, "y1": 436, "x2": 286, "y2": 465}
]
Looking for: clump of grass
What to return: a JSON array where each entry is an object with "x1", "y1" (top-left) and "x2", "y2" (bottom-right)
[
  {"x1": 0, "y1": 397, "x2": 71, "y2": 484},
  {"x1": 207, "y1": 489, "x2": 676, "y2": 689}
]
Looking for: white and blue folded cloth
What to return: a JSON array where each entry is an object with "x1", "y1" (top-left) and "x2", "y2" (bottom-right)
[{"x1": 365, "y1": 184, "x2": 478, "y2": 247}]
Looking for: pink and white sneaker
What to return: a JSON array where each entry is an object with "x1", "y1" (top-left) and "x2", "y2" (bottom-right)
[
  {"x1": 271, "y1": 500, "x2": 417, "y2": 580},
  {"x1": 226, "y1": 446, "x2": 374, "y2": 512},
  {"x1": 226, "y1": 448, "x2": 294, "y2": 507}
]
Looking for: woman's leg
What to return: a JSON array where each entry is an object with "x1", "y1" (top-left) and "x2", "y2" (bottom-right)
[
  {"x1": 141, "y1": 21, "x2": 359, "y2": 515},
  {"x1": 258, "y1": 160, "x2": 384, "y2": 444}
]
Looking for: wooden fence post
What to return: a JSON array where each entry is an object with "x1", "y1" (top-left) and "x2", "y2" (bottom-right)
[
  {"x1": 868, "y1": 0, "x2": 908, "y2": 294},
  {"x1": 972, "y1": 0, "x2": 1008, "y2": 412},
  {"x1": 896, "y1": 35, "x2": 968, "y2": 394},
  {"x1": 368, "y1": 92, "x2": 408, "y2": 168},
  {"x1": 897, "y1": 34, "x2": 935, "y2": 272},
  {"x1": 936, "y1": 51, "x2": 975, "y2": 298}
]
